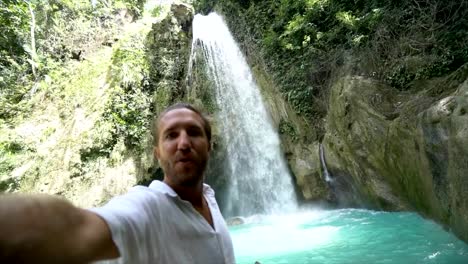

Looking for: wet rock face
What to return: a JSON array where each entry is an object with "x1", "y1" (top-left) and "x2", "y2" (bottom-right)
[
  {"x1": 323, "y1": 74, "x2": 468, "y2": 242},
  {"x1": 248, "y1": 66, "x2": 329, "y2": 202},
  {"x1": 323, "y1": 76, "x2": 409, "y2": 210},
  {"x1": 285, "y1": 143, "x2": 328, "y2": 201},
  {"x1": 146, "y1": 3, "x2": 194, "y2": 114},
  {"x1": 171, "y1": 3, "x2": 194, "y2": 32},
  {"x1": 420, "y1": 83, "x2": 468, "y2": 242},
  {"x1": 226, "y1": 216, "x2": 245, "y2": 226}
]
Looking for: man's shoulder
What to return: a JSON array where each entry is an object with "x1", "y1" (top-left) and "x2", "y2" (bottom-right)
[
  {"x1": 146, "y1": 180, "x2": 178, "y2": 197},
  {"x1": 93, "y1": 181, "x2": 176, "y2": 215},
  {"x1": 122, "y1": 181, "x2": 175, "y2": 203},
  {"x1": 202, "y1": 183, "x2": 215, "y2": 197}
]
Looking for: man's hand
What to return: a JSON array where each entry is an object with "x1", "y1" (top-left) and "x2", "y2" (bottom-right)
[{"x1": 0, "y1": 194, "x2": 119, "y2": 263}]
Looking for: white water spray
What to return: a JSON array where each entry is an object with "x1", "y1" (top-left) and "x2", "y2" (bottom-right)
[{"x1": 190, "y1": 13, "x2": 297, "y2": 216}]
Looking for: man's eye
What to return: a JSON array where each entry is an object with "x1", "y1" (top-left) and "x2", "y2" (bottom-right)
[
  {"x1": 165, "y1": 132, "x2": 177, "y2": 139},
  {"x1": 188, "y1": 129, "x2": 203, "y2": 137}
]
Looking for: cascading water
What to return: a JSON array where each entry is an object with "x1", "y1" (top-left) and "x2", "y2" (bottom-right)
[{"x1": 190, "y1": 13, "x2": 297, "y2": 217}]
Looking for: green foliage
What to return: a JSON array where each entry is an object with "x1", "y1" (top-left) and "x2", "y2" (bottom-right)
[
  {"x1": 0, "y1": 1, "x2": 32, "y2": 117},
  {"x1": 0, "y1": 138, "x2": 23, "y2": 177},
  {"x1": 109, "y1": 44, "x2": 149, "y2": 90},
  {"x1": 77, "y1": 118, "x2": 116, "y2": 167},
  {"x1": 193, "y1": 0, "x2": 218, "y2": 14},
  {"x1": 186, "y1": 49, "x2": 219, "y2": 114},
  {"x1": 0, "y1": 123, "x2": 34, "y2": 188},
  {"x1": 0, "y1": 1, "x2": 29, "y2": 60},
  {"x1": 150, "y1": 4, "x2": 163, "y2": 17},
  {"x1": 278, "y1": 119, "x2": 298, "y2": 142},
  {"x1": 102, "y1": 26, "x2": 153, "y2": 152},
  {"x1": 105, "y1": 87, "x2": 152, "y2": 151},
  {"x1": 1, "y1": 0, "x2": 146, "y2": 120},
  {"x1": 115, "y1": 0, "x2": 146, "y2": 18}
]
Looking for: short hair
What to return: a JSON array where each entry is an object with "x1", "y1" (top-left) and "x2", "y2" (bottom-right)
[{"x1": 153, "y1": 103, "x2": 212, "y2": 146}]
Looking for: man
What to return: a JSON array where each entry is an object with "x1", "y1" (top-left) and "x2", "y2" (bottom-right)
[{"x1": 0, "y1": 103, "x2": 235, "y2": 264}]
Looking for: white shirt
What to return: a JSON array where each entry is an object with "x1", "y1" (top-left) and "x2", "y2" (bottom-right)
[{"x1": 91, "y1": 181, "x2": 235, "y2": 264}]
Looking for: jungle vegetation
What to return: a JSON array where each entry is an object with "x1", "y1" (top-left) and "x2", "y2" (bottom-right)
[{"x1": 0, "y1": 0, "x2": 145, "y2": 119}]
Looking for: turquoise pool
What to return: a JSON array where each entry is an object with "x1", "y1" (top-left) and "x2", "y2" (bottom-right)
[{"x1": 229, "y1": 209, "x2": 468, "y2": 264}]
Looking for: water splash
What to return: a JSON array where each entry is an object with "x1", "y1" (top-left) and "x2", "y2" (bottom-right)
[{"x1": 190, "y1": 13, "x2": 297, "y2": 217}]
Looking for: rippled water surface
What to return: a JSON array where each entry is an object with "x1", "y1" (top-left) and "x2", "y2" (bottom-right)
[{"x1": 228, "y1": 209, "x2": 468, "y2": 264}]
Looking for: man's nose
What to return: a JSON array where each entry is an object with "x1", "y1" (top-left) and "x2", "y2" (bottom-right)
[{"x1": 177, "y1": 131, "x2": 191, "y2": 150}]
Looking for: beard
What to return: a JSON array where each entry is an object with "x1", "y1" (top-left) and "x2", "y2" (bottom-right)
[{"x1": 160, "y1": 155, "x2": 208, "y2": 187}]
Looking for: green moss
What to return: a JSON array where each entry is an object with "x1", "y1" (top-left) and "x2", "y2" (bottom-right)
[
  {"x1": 0, "y1": 122, "x2": 33, "y2": 183},
  {"x1": 115, "y1": 0, "x2": 146, "y2": 18},
  {"x1": 0, "y1": 148, "x2": 31, "y2": 192},
  {"x1": 186, "y1": 49, "x2": 219, "y2": 114},
  {"x1": 99, "y1": 22, "x2": 153, "y2": 153},
  {"x1": 279, "y1": 119, "x2": 298, "y2": 142},
  {"x1": 153, "y1": 84, "x2": 173, "y2": 114},
  {"x1": 108, "y1": 35, "x2": 150, "y2": 91}
]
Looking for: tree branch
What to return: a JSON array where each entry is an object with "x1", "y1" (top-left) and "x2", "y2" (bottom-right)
[{"x1": 26, "y1": 0, "x2": 37, "y2": 80}]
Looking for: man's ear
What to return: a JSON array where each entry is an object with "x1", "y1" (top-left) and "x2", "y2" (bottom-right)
[{"x1": 154, "y1": 146, "x2": 160, "y2": 160}]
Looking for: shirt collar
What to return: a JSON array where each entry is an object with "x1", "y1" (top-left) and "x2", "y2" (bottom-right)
[
  {"x1": 149, "y1": 180, "x2": 215, "y2": 197},
  {"x1": 149, "y1": 180, "x2": 178, "y2": 197}
]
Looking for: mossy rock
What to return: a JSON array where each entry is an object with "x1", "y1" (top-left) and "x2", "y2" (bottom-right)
[{"x1": 323, "y1": 71, "x2": 468, "y2": 242}]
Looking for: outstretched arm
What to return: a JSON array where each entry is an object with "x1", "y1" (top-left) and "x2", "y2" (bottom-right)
[{"x1": 0, "y1": 194, "x2": 119, "y2": 264}]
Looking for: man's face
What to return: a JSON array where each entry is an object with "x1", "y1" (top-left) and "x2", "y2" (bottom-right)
[{"x1": 155, "y1": 108, "x2": 210, "y2": 187}]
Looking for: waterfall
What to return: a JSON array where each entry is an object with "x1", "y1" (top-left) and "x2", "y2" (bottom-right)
[{"x1": 190, "y1": 13, "x2": 297, "y2": 217}]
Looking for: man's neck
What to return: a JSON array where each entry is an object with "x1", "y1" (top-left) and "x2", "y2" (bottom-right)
[
  {"x1": 163, "y1": 178, "x2": 204, "y2": 208},
  {"x1": 163, "y1": 177, "x2": 214, "y2": 228}
]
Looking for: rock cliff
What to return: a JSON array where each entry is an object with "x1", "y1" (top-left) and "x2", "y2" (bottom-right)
[{"x1": 323, "y1": 66, "x2": 468, "y2": 241}]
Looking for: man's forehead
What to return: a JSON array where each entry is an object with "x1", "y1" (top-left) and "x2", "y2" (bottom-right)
[{"x1": 159, "y1": 108, "x2": 204, "y2": 129}]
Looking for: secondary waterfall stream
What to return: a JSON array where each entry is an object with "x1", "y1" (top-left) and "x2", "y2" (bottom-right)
[
  {"x1": 189, "y1": 13, "x2": 297, "y2": 217},
  {"x1": 319, "y1": 144, "x2": 332, "y2": 183}
]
